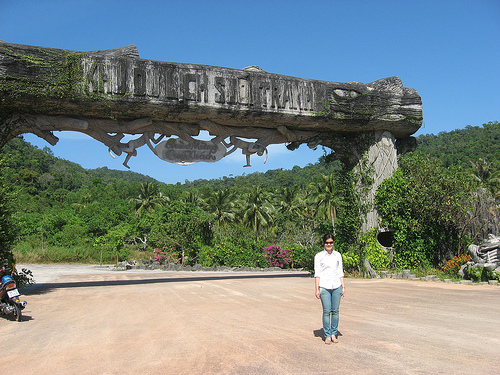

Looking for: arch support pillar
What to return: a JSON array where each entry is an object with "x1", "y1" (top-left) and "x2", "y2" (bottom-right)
[{"x1": 358, "y1": 131, "x2": 398, "y2": 233}]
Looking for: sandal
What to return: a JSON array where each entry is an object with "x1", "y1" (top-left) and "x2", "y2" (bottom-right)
[
  {"x1": 332, "y1": 336, "x2": 339, "y2": 343},
  {"x1": 325, "y1": 337, "x2": 332, "y2": 345}
]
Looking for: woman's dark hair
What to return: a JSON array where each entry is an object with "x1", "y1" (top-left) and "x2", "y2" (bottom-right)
[{"x1": 322, "y1": 233, "x2": 334, "y2": 244}]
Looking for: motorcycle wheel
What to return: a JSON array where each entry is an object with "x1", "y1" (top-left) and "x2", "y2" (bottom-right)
[{"x1": 14, "y1": 304, "x2": 22, "y2": 322}]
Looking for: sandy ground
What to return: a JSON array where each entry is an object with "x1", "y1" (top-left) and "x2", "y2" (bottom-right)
[{"x1": 1, "y1": 264, "x2": 499, "y2": 375}]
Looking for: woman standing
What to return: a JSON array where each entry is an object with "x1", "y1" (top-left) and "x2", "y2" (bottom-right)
[{"x1": 314, "y1": 233, "x2": 345, "y2": 344}]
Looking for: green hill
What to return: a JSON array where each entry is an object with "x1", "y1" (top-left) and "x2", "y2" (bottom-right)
[
  {"x1": 0, "y1": 136, "x2": 158, "y2": 191},
  {"x1": 416, "y1": 121, "x2": 500, "y2": 170}
]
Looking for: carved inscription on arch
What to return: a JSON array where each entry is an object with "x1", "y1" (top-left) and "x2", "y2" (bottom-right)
[{"x1": 82, "y1": 57, "x2": 316, "y2": 113}]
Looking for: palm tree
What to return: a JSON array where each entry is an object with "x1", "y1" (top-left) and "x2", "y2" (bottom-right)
[
  {"x1": 206, "y1": 188, "x2": 237, "y2": 225},
  {"x1": 129, "y1": 182, "x2": 168, "y2": 217},
  {"x1": 180, "y1": 190, "x2": 205, "y2": 207},
  {"x1": 309, "y1": 174, "x2": 338, "y2": 233},
  {"x1": 274, "y1": 186, "x2": 297, "y2": 214},
  {"x1": 471, "y1": 158, "x2": 491, "y2": 183},
  {"x1": 471, "y1": 158, "x2": 500, "y2": 198},
  {"x1": 486, "y1": 169, "x2": 500, "y2": 198},
  {"x1": 291, "y1": 191, "x2": 316, "y2": 228},
  {"x1": 241, "y1": 186, "x2": 275, "y2": 233},
  {"x1": 71, "y1": 192, "x2": 92, "y2": 213}
]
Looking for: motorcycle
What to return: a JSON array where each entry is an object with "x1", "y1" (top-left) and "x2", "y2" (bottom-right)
[{"x1": 0, "y1": 264, "x2": 27, "y2": 322}]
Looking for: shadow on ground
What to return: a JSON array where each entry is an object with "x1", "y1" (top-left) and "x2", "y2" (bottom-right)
[{"x1": 23, "y1": 272, "x2": 310, "y2": 295}]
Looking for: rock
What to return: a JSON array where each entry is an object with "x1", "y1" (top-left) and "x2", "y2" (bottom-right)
[
  {"x1": 402, "y1": 270, "x2": 412, "y2": 279},
  {"x1": 461, "y1": 235, "x2": 500, "y2": 281}
]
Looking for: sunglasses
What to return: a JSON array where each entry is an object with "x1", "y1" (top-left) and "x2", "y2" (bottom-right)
[{"x1": 324, "y1": 241, "x2": 334, "y2": 245}]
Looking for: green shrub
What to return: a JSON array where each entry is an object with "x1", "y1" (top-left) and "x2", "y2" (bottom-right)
[
  {"x1": 94, "y1": 229, "x2": 129, "y2": 263},
  {"x1": 465, "y1": 266, "x2": 500, "y2": 282},
  {"x1": 342, "y1": 251, "x2": 360, "y2": 273},
  {"x1": 375, "y1": 153, "x2": 478, "y2": 268},
  {"x1": 361, "y1": 228, "x2": 390, "y2": 270},
  {"x1": 197, "y1": 245, "x2": 217, "y2": 267},
  {"x1": 288, "y1": 244, "x2": 317, "y2": 271},
  {"x1": 14, "y1": 244, "x2": 104, "y2": 263},
  {"x1": 51, "y1": 223, "x2": 89, "y2": 247},
  {"x1": 391, "y1": 229, "x2": 432, "y2": 269}
]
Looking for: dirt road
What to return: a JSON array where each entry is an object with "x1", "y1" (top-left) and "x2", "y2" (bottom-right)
[{"x1": 2, "y1": 265, "x2": 499, "y2": 374}]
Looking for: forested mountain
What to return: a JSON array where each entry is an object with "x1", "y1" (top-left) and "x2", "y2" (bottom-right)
[
  {"x1": 182, "y1": 161, "x2": 341, "y2": 191},
  {"x1": 1, "y1": 135, "x2": 339, "y2": 192},
  {"x1": 417, "y1": 121, "x2": 500, "y2": 170},
  {"x1": 1, "y1": 137, "x2": 158, "y2": 187}
]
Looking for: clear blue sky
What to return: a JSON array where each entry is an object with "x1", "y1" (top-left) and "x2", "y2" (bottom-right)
[{"x1": 1, "y1": 0, "x2": 499, "y2": 184}]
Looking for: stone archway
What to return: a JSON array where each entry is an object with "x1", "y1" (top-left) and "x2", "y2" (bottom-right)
[{"x1": 0, "y1": 41, "x2": 423, "y2": 232}]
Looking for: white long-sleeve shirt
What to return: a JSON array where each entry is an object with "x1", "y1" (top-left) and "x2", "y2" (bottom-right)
[{"x1": 314, "y1": 249, "x2": 344, "y2": 289}]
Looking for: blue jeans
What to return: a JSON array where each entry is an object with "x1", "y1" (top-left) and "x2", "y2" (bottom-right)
[{"x1": 319, "y1": 286, "x2": 342, "y2": 338}]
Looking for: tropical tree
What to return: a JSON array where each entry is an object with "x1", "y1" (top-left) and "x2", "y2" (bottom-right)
[
  {"x1": 0, "y1": 157, "x2": 16, "y2": 261},
  {"x1": 129, "y1": 182, "x2": 168, "y2": 217},
  {"x1": 469, "y1": 160, "x2": 500, "y2": 199},
  {"x1": 273, "y1": 186, "x2": 297, "y2": 214},
  {"x1": 206, "y1": 188, "x2": 237, "y2": 225},
  {"x1": 487, "y1": 169, "x2": 500, "y2": 198},
  {"x1": 309, "y1": 174, "x2": 338, "y2": 232},
  {"x1": 291, "y1": 192, "x2": 316, "y2": 227},
  {"x1": 148, "y1": 201, "x2": 213, "y2": 265},
  {"x1": 180, "y1": 190, "x2": 206, "y2": 208},
  {"x1": 241, "y1": 186, "x2": 275, "y2": 233},
  {"x1": 71, "y1": 191, "x2": 92, "y2": 213},
  {"x1": 471, "y1": 158, "x2": 491, "y2": 184}
]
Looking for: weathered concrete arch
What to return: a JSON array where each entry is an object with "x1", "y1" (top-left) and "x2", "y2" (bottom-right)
[{"x1": 0, "y1": 41, "x2": 423, "y2": 231}]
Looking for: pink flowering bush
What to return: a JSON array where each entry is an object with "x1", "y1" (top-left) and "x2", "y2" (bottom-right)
[
  {"x1": 263, "y1": 245, "x2": 293, "y2": 268},
  {"x1": 153, "y1": 248, "x2": 180, "y2": 264}
]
